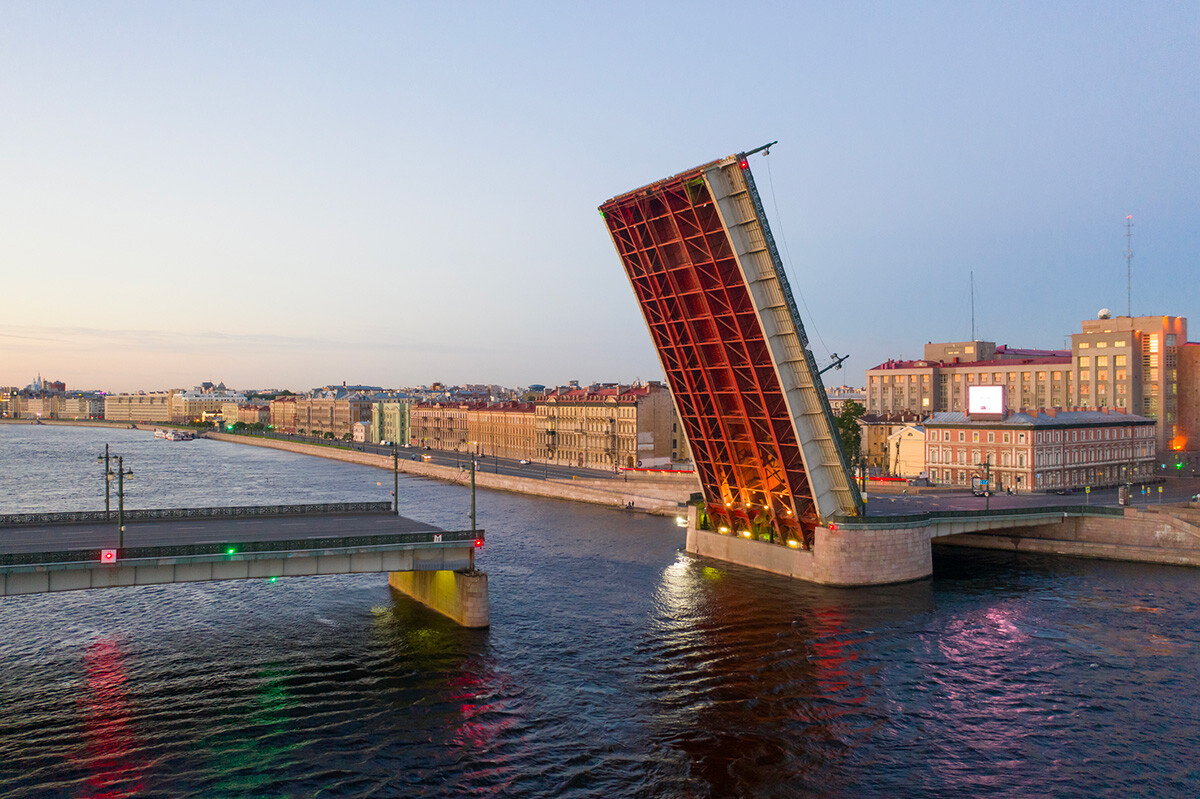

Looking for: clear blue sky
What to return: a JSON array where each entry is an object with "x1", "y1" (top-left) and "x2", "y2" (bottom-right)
[{"x1": 2, "y1": 1, "x2": 1197, "y2": 393}]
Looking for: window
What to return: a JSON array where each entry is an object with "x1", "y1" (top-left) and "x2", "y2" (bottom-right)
[
  {"x1": 987, "y1": 432, "x2": 994, "y2": 442},
  {"x1": 1003, "y1": 432, "x2": 1010, "y2": 443},
  {"x1": 1097, "y1": 356, "x2": 1108, "y2": 367},
  {"x1": 959, "y1": 432, "x2": 965, "y2": 442},
  {"x1": 1018, "y1": 433, "x2": 1026, "y2": 444},
  {"x1": 1079, "y1": 356, "x2": 1091, "y2": 367},
  {"x1": 1078, "y1": 342, "x2": 1090, "y2": 349},
  {"x1": 1080, "y1": 370, "x2": 1091, "y2": 381},
  {"x1": 1115, "y1": 340, "x2": 1127, "y2": 347},
  {"x1": 1053, "y1": 371, "x2": 1062, "y2": 380},
  {"x1": 1096, "y1": 341, "x2": 1108, "y2": 348}
]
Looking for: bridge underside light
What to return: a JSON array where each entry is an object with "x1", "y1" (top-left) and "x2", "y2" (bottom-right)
[
  {"x1": 100, "y1": 549, "x2": 117, "y2": 563},
  {"x1": 474, "y1": 538, "x2": 484, "y2": 548}
]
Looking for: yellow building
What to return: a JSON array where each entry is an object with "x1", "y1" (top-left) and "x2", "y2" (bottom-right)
[
  {"x1": 104, "y1": 392, "x2": 174, "y2": 423},
  {"x1": 536, "y1": 384, "x2": 675, "y2": 470}
]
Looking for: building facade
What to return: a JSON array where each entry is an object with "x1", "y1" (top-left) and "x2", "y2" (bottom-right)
[
  {"x1": 924, "y1": 408, "x2": 1155, "y2": 492},
  {"x1": 370, "y1": 400, "x2": 411, "y2": 446},
  {"x1": 104, "y1": 392, "x2": 174, "y2": 423},
  {"x1": 535, "y1": 385, "x2": 675, "y2": 470}
]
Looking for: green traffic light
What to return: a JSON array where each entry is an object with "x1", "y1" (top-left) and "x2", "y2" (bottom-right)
[{"x1": 226, "y1": 547, "x2": 236, "y2": 555}]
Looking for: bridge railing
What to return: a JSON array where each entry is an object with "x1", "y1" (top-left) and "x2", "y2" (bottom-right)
[
  {"x1": 0, "y1": 528, "x2": 481, "y2": 568},
  {"x1": 0, "y1": 502, "x2": 394, "y2": 528},
  {"x1": 831, "y1": 504, "x2": 1126, "y2": 529}
]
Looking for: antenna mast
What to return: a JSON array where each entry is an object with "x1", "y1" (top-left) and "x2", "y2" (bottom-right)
[
  {"x1": 970, "y1": 271, "x2": 975, "y2": 341},
  {"x1": 1124, "y1": 215, "x2": 1134, "y2": 317}
]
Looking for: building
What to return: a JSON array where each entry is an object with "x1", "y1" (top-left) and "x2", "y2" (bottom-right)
[
  {"x1": 469, "y1": 401, "x2": 536, "y2": 460},
  {"x1": 57, "y1": 394, "x2": 104, "y2": 420},
  {"x1": 1072, "y1": 314, "x2": 1186, "y2": 456},
  {"x1": 924, "y1": 407, "x2": 1155, "y2": 492},
  {"x1": 171, "y1": 383, "x2": 246, "y2": 423},
  {"x1": 410, "y1": 403, "x2": 469, "y2": 451},
  {"x1": 867, "y1": 314, "x2": 1190, "y2": 458},
  {"x1": 886, "y1": 424, "x2": 926, "y2": 478},
  {"x1": 270, "y1": 397, "x2": 298, "y2": 433},
  {"x1": 859, "y1": 411, "x2": 924, "y2": 472},
  {"x1": 104, "y1": 392, "x2": 174, "y2": 423},
  {"x1": 536, "y1": 384, "x2": 675, "y2": 470},
  {"x1": 370, "y1": 400, "x2": 411, "y2": 446},
  {"x1": 238, "y1": 404, "x2": 271, "y2": 426},
  {"x1": 866, "y1": 351, "x2": 1073, "y2": 416},
  {"x1": 1179, "y1": 342, "x2": 1200, "y2": 460},
  {"x1": 294, "y1": 395, "x2": 372, "y2": 439}
]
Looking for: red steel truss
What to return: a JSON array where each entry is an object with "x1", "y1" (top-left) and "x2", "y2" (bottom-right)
[{"x1": 601, "y1": 162, "x2": 824, "y2": 546}]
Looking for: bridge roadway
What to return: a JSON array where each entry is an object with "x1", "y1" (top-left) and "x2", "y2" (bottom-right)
[{"x1": 0, "y1": 503, "x2": 483, "y2": 599}]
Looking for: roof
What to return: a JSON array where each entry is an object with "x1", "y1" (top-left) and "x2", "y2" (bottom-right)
[
  {"x1": 870, "y1": 355, "x2": 1072, "y2": 371},
  {"x1": 925, "y1": 409, "x2": 1153, "y2": 427}
]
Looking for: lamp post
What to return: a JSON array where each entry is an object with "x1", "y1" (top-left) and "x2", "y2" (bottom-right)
[
  {"x1": 97, "y1": 444, "x2": 112, "y2": 519},
  {"x1": 392, "y1": 441, "x2": 399, "y2": 515},
  {"x1": 99, "y1": 454, "x2": 133, "y2": 549}
]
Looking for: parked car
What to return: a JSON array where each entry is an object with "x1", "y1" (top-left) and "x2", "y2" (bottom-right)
[{"x1": 519, "y1": 459, "x2": 531, "y2": 465}]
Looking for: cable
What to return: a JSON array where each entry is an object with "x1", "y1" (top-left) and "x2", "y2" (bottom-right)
[{"x1": 765, "y1": 154, "x2": 833, "y2": 361}]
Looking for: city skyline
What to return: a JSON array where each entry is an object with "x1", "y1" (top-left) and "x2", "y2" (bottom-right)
[{"x1": 2, "y1": 2, "x2": 1197, "y2": 393}]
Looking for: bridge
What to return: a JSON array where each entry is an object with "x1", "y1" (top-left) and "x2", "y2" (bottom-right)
[
  {"x1": 600, "y1": 148, "x2": 1200, "y2": 584},
  {"x1": 0, "y1": 502, "x2": 489, "y2": 627}
]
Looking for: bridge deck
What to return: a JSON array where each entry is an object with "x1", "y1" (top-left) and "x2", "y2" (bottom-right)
[
  {"x1": 0, "y1": 511, "x2": 439, "y2": 556},
  {"x1": 0, "y1": 509, "x2": 483, "y2": 597}
]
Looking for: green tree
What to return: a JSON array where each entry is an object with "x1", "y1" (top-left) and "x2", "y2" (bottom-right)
[{"x1": 836, "y1": 400, "x2": 865, "y2": 462}]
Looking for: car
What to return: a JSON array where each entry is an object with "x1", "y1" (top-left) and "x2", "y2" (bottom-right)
[
  {"x1": 1054, "y1": 487, "x2": 1074, "y2": 495},
  {"x1": 380, "y1": 440, "x2": 393, "y2": 447},
  {"x1": 519, "y1": 459, "x2": 531, "y2": 465},
  {"x1": 422, "y1": 454, "x2": 432, "y2": 461}
]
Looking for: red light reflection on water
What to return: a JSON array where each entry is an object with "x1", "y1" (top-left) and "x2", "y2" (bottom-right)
[{"x1": 75, "y1": 638, "x2": 144, "y2": 798}]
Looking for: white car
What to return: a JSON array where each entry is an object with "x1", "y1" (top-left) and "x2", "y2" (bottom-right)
[{"x1": 519, "y1": 459, "x2": 531, "y2": 465}]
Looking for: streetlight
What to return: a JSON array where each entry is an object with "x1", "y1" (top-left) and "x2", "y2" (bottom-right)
[
  {"x1": 97, "y1": 444, "x2": 112, "y2": 519},
  {"x1": 98, "y1": 454, "x2": 133, "y2": 549}
]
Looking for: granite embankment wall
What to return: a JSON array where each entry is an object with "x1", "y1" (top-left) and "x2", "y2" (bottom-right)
[
  {"x1": 202, "y1": 433, "x2": 698, "y2": 516},
  {"x1": 938, "y1": 505, "x2": 1200, "y2": 567}
]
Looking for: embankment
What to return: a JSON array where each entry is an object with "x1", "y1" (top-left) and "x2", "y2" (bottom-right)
[{"x1": 202, "y1": 433, "x2": 697, "y2": 516}]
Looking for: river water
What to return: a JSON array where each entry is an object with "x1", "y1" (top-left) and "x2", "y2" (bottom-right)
[{"x1": 0, "y1": 424, "x2": 1197, "y2": 798}]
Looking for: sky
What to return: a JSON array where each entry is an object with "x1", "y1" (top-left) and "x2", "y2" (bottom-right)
[{"x1": 2, "y1": 1, "x2": 1197, "y2": 393}]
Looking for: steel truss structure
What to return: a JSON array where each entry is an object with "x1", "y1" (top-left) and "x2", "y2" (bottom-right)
[{"x1": 600, "y1": 151, "x2": 862, "y2": 546}]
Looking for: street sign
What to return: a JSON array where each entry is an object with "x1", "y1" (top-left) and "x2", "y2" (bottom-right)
[{"x1": 1085, "y1": 486, "x2": 1090, "y2": 494}]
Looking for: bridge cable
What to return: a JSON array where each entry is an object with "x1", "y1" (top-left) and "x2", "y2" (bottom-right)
[{"x1": 764, "y1": 153, "x2": 833, "y2": 362}]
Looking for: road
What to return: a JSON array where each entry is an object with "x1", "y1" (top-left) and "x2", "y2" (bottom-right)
[
  {"x1": 863, "y1": 476, "x2": 1200, "y2": 515},
  {"x1": 246, "y1": 433, "x2": 680, "y2": 482},
  {"x1": 0, "y1": 512, "x2": 443, "y2": 555}
]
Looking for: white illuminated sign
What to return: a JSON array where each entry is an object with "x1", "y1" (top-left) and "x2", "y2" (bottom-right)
[{"x1": 968, "y1": 385, "x2": 1005, "y2": 415}]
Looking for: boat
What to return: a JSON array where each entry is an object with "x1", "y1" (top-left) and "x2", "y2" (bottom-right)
[
  {"x1": 154, "y1": 429, "x2": 168, "y2": 439},
  {"x1": 155, "y1": 429, "x2": 194, "y2": 441}
]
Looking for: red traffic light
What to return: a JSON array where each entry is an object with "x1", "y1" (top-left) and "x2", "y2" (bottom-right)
[
  {"x1": 100, "y1": 549, "x2": 117, "y2": 563},
  {"x1": 474, "y1": 538, "x2": 484, "y2": 548}
]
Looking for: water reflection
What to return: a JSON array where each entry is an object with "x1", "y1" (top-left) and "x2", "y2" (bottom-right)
[
  {"x1": 76, "y1": 638, "x2": 144, "y2": 799},
  {"x1": 645, "y1": 553, "x2": 937, "y2": 796}
]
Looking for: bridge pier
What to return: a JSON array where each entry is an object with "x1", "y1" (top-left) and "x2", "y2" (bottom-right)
[
  {"x1": 685, "y1": 506, "x2": 933, "y2": 586},
  {"x1": 388, "y1": 570, "x2": 490, "y2": 628}
]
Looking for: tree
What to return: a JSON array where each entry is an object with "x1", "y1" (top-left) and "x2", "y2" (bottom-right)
[{"x1": 836, "y1": 400, "x2": 865, "y2": 463}]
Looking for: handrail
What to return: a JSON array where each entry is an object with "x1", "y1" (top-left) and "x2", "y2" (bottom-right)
[
  {"x1": 0, "y1": 528, "x2": 482, "y2": 568},
  {"x1": 0, "y1": 502, "x2": 394, "y2": 528},
  {"x1": 830, "y1": 504, "x2": 1125, "y2": 529}
]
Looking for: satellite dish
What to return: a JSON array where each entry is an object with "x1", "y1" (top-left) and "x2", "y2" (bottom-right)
[{"x1": 1098, "y1": 308, "x2": 1112, "y2": 319}]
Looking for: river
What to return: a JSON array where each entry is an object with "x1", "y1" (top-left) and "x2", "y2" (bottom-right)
[{"x1": 0, "y1": 424, "x2": 1197, "y2": 798}]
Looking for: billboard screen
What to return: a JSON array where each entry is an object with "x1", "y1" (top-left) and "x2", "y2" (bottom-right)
[{"x1": 968, "y1": 385, "x2": 1005, "y2": 415}]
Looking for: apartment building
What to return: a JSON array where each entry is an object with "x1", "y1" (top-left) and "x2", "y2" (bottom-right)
[
  {"x1": 370, "y1": 400, "x2": 411, "y2": 446},
  {"x1": 104, "y1": 392, "x2": 174, "y2": 423},
  {"x1": 536, "y1": 383, "x2": 675, "y2": 469}
]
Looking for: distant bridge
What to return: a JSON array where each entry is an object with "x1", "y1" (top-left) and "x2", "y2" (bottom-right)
[{"x1": 0, "y1": 502, "x2": 488, "y2": 626}]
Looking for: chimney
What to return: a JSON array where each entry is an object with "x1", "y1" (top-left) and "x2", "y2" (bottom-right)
[{"x1": 1045, "y1": 408, "x2": 1057, "y2": 418}]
